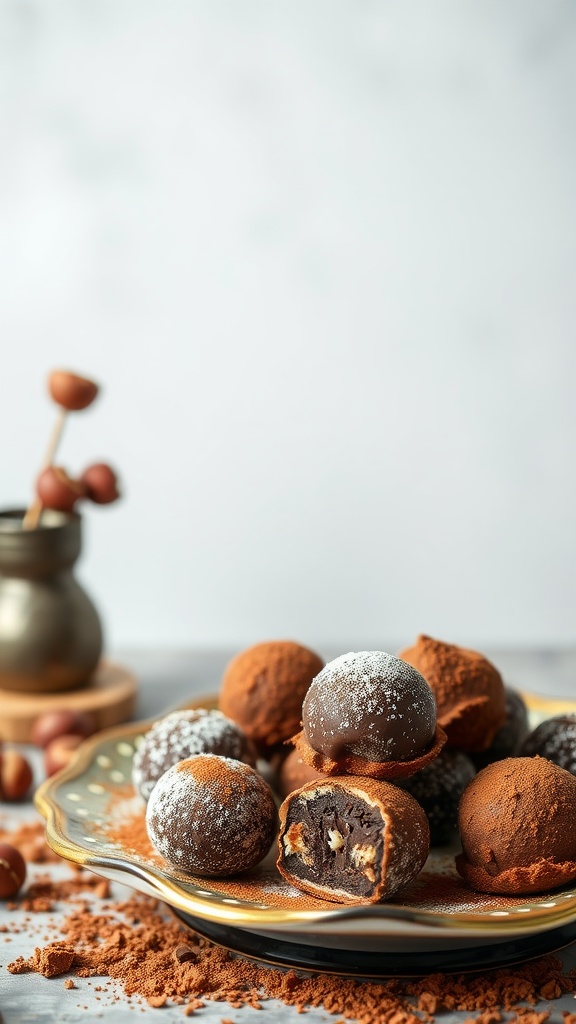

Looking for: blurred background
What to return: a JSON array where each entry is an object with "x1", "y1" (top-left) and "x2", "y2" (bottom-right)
[{"x1": 1, "y1": 0, "x2": 575, "y2": 656}]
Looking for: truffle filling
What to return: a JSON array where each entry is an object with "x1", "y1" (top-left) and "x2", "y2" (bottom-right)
[{"x1": 281, "y1": 789, "x2": 384, "y2": 897}]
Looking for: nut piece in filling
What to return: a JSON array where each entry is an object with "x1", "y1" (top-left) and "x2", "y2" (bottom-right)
[
  {"x1": 277, "y1": 776, "x2": 430, "y2": 904},
  {"x1": 146, "y1": 754, "x2": 277, "y2": 877}
]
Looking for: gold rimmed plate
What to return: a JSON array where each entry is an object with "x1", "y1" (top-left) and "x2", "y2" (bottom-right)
[{"x1": 35, "y1": 691, "x2": 576, "y2": 955}]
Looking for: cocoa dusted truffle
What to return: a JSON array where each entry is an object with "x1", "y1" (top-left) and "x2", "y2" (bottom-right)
[
  {"x1": 277, "y1": 776, "x2": 430, "y2": 904},
  {"x1": 473, "y1": 688, "x2": 529, "y2": 770},
  {"x1": 294, "y1": 651, "x2": 446, "y2": 780},
  {"x1": 277, "y1": 748, "x2": 325, "y2": 799},
  {"x1": 397, "y1": 750, "x2": 476, "y2": 845},
  {"x1": 219, "y1": 640, "x2": 324, "y2": 753},
  {"x1": 146, "y1": 754, "x2": 277, "y2": 877},
  {"x1": 399, "y1": 635, "x2": 506, "y2": 752},
  {"x1": 519, "y1": 715, "x2": 576, "y2": 777},
  {"x1": 132, "y1": 709, "x2": 256, "y2": 801},
  {"x1": 456, "y1": 757, "x2": 576, "y2": 894}
]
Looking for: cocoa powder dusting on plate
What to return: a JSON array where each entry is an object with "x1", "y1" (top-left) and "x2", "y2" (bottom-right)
[
  {"x1": 100, "y1": 801, "x2": 572, "y2": 915},
  {"x1": 2, "y1": 820, "x2": 576, "y2": 1022}
]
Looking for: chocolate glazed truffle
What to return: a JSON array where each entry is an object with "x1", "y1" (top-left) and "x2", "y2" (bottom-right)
[
  {"x1": 146, "y1": 754, "x2": 277, "y2": 877},
  {"x1": 519, "y1": 714, "x2": 576, "y2": 777},
  {"x1": 219, "y1": 640, "x2": 324, "y2": 753},
  {"x1": 456, "y1": 757, "x2": 576, "y2": 894},
  {"x1": 294, "y1": 651, "x2": 446, "y2": 780},
  {"x1": 132, "y1": 709, "x2": 256, "y2": 801},
  {"x1": 399, "y1": 635, "x2": 506, "y2": 752},
  {"x1": 277, "y1": 776, "x2": 430, "y2": 904}
]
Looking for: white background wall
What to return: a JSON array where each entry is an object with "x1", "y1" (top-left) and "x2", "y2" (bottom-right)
[{"x1": 1, "y1": 1, "x2": 575, "y2": 652}]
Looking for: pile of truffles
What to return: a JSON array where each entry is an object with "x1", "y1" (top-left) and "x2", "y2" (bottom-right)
[{"x1": 135, "y1": 636, "x2": 576, "y2": 905}]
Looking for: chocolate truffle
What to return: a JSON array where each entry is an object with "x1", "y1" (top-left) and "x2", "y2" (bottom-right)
[
  {"x1": 519, "y1": 715, "x2": 576, "y2": 777},
  {"x1": 277, "y1": 748, "x2": 325, "y2": 799},
  {"x1": 399, "y1": 635, "x2": 506, "y2": 752},
  {"x1": 456, "y1": 757, "x2": 576, "y2": 894},
  {"x1": 132, "y1": 709, "x2": 255, "y2": 801},
  {"x1": 397, "y1": 750, "x2": 476, "y2": 845},
  {"x1": 219, "y1": 640, "x2": 324, "y2": 752},
  {"x1": 146, "y1": 754, "x2": 277, "y2": 877},
  {"x1": 295, "y1": 651, "x2": 446, "y2": 780},
  {"x1": 473, "y1": 688, "x2": 529, "y2": 770},
  {"x1": 277, "y1": 776, "x2": 430, "y2": 904}
]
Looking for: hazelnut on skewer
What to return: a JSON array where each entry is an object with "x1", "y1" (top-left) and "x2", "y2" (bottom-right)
[
  {"x1": 36, "y1": 467, "x2": 87, "y2": 513},
  {"x1": 81, "y1": 462, "x2": 120, "y2": 505},
  {"x1": 48, "y1": 371, "x2": 99, "y2": 411},
  {"x1": 23, "y1": 370, "x2": 99, "y2": 529}
]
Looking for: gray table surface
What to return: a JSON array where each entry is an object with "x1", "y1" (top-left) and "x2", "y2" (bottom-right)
[{"x1": 1, "y1": 647, "x2": 576, "y2": 1024}]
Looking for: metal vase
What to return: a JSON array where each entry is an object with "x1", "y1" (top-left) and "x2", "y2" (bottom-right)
[{"x1": 0, "y1": 509, "x2": 103, "y2": 693}]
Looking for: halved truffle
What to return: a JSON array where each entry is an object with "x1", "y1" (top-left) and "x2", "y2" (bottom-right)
[
  {"x1": 277, "y1": 776, "x2": 430, "y2": 904},
  {"x1": 293, "y1": 651, "x2": 446, "y2": 779},
  {"x1": 456, "y1": 756, "x2": 576, "y2": 894},
  {"x1": 399, "y1": 635, "x2": 506, "y2": 752}
]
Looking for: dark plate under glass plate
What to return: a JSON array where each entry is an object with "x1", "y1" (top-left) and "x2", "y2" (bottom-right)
[{"x1": 174, "y1": 908, "x2": 576, "y2": 978}]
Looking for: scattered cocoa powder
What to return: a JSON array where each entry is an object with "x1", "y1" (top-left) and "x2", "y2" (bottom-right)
[
  {"x1": 0, "y1": 819, "x2": 60, "y2": 864},
  {"x1": 8, "y1": 869, "x2": 111, "y2": 913},
  {"x1": 3, "y1": 818, "x2": 576, "y2": 1022},
  {"x1": 31, "y1": 943, "x2": 75, "y2": 977},
  {"x1": 6, "y1": 884, "x2": 576, "y2": 1022}
]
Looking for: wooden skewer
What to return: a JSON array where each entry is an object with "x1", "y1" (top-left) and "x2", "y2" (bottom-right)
[{"x1": 22, "y1": 408, "x2": 68, "y2": 530}]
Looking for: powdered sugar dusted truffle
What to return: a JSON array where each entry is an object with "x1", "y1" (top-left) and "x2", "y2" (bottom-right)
[
  {"x1": 146, "y1": 754, "x2": 277, "y2": 877},
  {"x1": 397, "y1": 750, "x2": 476, "y2": 844},
  {"x1": 132, "y1": 709, "x2": 255, "y2": 801},
  {"x1": 519, "y1": 715, "x2": 576, "y2": 777},
  {"x1": 277, "y1": 776, "x2": 430, "y2": 904},
  {"x1": 303, "y1": 651, "x2": 437, "y2": 764}
]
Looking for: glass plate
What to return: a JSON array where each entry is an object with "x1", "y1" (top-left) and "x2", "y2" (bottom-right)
[{"x1": 35, "y1": 691, "x2": 576, "y2": 954}]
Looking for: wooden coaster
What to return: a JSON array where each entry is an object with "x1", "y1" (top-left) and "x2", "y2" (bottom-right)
[{"x1": 0, "y1": 660, "x2": 138, "y2": 743}]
